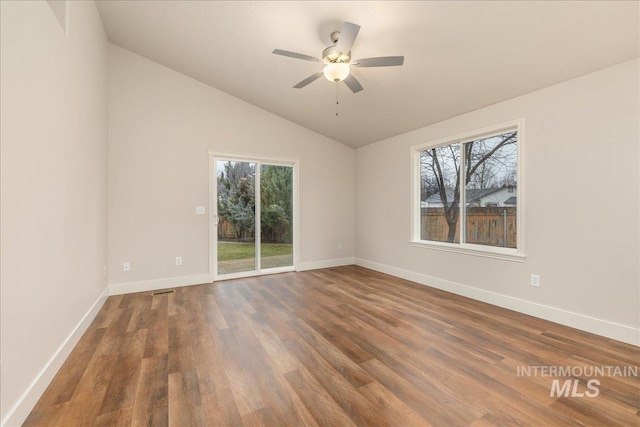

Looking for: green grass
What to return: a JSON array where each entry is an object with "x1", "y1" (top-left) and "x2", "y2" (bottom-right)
[{"x1": 218, "y1": 242, "x2": 292, "y2": 261}]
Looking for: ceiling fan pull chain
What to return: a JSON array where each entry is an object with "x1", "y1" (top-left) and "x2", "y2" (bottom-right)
[{"x1": 336, "y1": 82, "x2": 339, "y2": 117}]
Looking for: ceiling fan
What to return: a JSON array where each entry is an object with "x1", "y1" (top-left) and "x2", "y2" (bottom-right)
[{"x1": 272, "y1": 21, "x2": 404, "y2": 94}]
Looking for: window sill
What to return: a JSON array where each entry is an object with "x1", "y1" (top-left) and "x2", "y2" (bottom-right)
[{"x1": 409, "y1": 240, "x2": 526, "y2": 262}]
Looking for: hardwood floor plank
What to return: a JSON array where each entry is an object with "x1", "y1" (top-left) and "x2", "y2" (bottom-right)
[
  {"x1": 201, "y1": 387, "x2": 244, "y2": 426},
  {"x1": 209, "y1": 282, "x2": 248, "y2": 328},
  {"x1": 143, "y1": 303, "x2": 169, "y2": 358},
  {"x1": 99, "y1": 328, "x2": 147, "y2": 415},
  {"x1": 241, "y1": 310, "x2": 301, "y2": 374},
  {"x1": 191, "y1": 332, "x2": 230, "y2": 397},
  {"x1": 260, "y1": 370, "x2": 320, "y2": 427},
  {"x1": 357, "y1": 380, "x2": 431, "y2": 427},
  {"x1": 117, "y1": 293, "x2": 145, "y2": 310},
  {"x1": 131, "y1": 354, "x2": 169, "y2": 427},
  {"x1": 96, "y1": 308, "x2": 133, "y2": 355},
  {"x1": 360, "y1": 357, "x2": 480, "y2": 426},
  {"x1": 167, "y1": 371, "x2": 206, "y2": 427},
  {"x1": 150, "y1": 290, "x2": 169, "y2": 310},
  {"x1": 168, "y1": 311, "x2": 196, "y2": 374},
  {"x1": 200, "y1": 293, "x2": 229, "y2": 330},
  {"x1": 53, "y1": 353, "x2": 119, "y2": 426},
  {"x1": 23, "y1": 402, "x2": 69, "y2": 427},
  {"x1": 289, "y1": 307, "x2": 374, "y2": 365},
  {"x1": 216, "y1": 327, "x2": 267, "y2": 416},
  {"x1": 550, "y1": 395, "x2": 634, "y2": 427},
  {"x1": 281, "y1": 334, "x2": 392, "y2": 426},
  {"x1": 240, "y1": 407, "x2": 280, "y2": 427},
  {"x1": 258, "y1": 277, "x2": 375, "y2": 365},
  {"x1": 291, "y1": 317, "x2": 375, "y2": 388},
  {"x1": 94, "y1": 407, "x2": 133, "y2": 427},
  {"x1": 283, "y1": 368, "x2": 358, "y2": 427},
  {"x1": 228, "y1": 318, "x2": 320, "y2": 426},
  {"x1": 91, "y1": 294, "x2": 123, "y2": 328},
  {"x1": 126, "y1": 305, "x2": 151, "y2": 333},
  {"x1": 469, "y1": 411, "x2": 529, "y2": 426}
]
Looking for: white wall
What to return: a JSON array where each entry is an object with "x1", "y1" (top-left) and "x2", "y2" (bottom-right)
[
  {"x1": 0, "y1": 1, "x2": 108, "y2": 425},
  {"x1": 107, "y1": 45, "x2": 355, "y2": 289},
  {"x1": 356, "y1": 59, "x2": 640, "y2": 345}
]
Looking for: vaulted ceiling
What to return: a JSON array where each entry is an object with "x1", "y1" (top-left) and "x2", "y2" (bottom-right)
[{"x1": 96, "y1": 1, "x2": 639, "y2": 148}]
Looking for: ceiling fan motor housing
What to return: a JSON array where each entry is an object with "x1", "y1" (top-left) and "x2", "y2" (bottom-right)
[{"x1": 330, "y1": 30, "x2": 341, "y2": 44}]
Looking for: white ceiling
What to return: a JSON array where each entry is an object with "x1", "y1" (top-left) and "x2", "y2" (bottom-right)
[{"x1": 96, "y1": 1, "x2": 639, "y2": 148}]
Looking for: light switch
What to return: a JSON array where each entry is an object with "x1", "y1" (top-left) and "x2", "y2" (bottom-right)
[{"x1": 196, "y1": 206, "x2": 206, "y2": 215}]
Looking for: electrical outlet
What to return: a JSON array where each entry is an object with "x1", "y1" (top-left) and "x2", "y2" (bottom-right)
[
  {"x1": 195, "y1": 206, "x2": 205, "y2": 215},
  {"x1": 338, "y1": 242, "x2": 343, "y2": 250},
  {"x1": 531, "y1": 274, "x2": 540, "y2": 287},
  {"x1": 123, "y1": 262, "x2": 130, "y2": 272},
  {"x1": 176, "y1": 256, "x2": 182, "y2": 266}
]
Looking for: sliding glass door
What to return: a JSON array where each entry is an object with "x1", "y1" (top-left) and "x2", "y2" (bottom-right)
[
  {"x1": 216, "y1": 160, "x2": 257, "y2": 275},
  {"x1": 259, "y1": 164, "x2": 294, "y2": 270},
  {"x1": 212, "y1": 156, "x2": 296, "y2": 280}
]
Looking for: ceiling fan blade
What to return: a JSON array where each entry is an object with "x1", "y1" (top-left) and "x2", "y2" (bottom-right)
[
  {"x1": 336, "y1": 22, "x2": 360, "y2": 53},
  {"x1": 352, "y1": 56, "x2": 405, "y2": 67},
  {"x1": 343, "y1": 74, "x2": 363, "y2": 93},
  {"x1": 273, "y1": 49, "x2": 321, "y2": 63},
  {"x1": 293, "y1": 72, "x2": 323, "y2": 89}
]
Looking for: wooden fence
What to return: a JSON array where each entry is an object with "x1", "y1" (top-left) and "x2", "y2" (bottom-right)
[
  {"x1": 218, "y1": 220, "x2": 290, "y2": 243},
  {"x1": 421, "y1": 207, "x2": 517, "y2": 248},
  {"x1": 218, "y1": 220, "x2": 254, "y2": 241}
]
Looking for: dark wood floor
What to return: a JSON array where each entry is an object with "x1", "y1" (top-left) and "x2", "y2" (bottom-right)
[{"x1": 26, "y1": 266, "x2": 639, "y2": 426}]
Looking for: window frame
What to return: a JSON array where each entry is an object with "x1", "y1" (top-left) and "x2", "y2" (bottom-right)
[{"x1": 410, "y1": 119, "x2": 525, "y2": 262}]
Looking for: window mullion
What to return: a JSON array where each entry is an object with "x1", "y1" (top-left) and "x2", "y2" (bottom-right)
[
  {"x1": 255, "y1": 161, "x2": 261, "y2": 271},
  {"x1": 414, "y1": 151, "x2": 421, "y2": 241},
  {"x1": 460, "y1": 142, "x2": 466, "y2": 244}
]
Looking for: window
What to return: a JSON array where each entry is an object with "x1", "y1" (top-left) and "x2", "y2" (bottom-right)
[{"x1": 411, "y1": 120, "x2": 524, "y2": 261}]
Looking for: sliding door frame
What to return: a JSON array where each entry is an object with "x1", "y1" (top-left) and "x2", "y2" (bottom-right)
[{"x1": 208, "y1": 150, "x2": 300, "y2": 282}]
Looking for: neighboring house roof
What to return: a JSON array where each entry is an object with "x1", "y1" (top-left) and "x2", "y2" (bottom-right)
[
  {"x1": 468, "y1": 188, "x2": 505, "y2": 203},
  {"x1": 504, "y1": 196, "x2": 517, "y2": 205},
  {"x1": 425, "y1": 187, "x2": 508, "y2": 205},
  {"x1": 424, "y1": 189, "x2": 456, "y2": 205}
]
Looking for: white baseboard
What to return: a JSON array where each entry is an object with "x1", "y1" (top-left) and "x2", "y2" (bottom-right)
[
  {"x1": 1, "y1": 287, "x2": 109, "y2": 427},
  {"x1": 107, "y1": 262, "x2": 358, "y2": 296},
  {"x1": 355, "y1": 258, "x2": 640, "y2": 347},
  {"x1": 108, "y1": 273, "x2": 211, "y2": 296},
  {"x1": 297, "y1": 257, "x2": 355, "y2": 272}
]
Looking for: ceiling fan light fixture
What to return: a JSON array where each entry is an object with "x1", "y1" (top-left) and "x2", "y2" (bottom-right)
[
  {"x1": 273, "y1": 21, "x2": 403, "y2": 93},
  {"x1": 323, "y1": 62, "x2": 350, "y2": 82}
]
